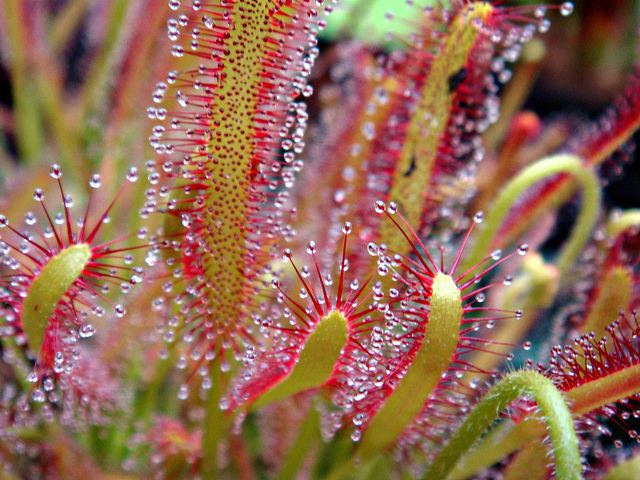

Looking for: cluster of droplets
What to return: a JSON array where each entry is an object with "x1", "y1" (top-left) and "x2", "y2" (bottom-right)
[
  {"x1": 468, "y1": 2, "x2": 572, "y2": 113},
  {"x1": 486, "y1": 2, "x2": 574, "y2": 44},
  {"x1": 425, "y1": 3, "x2": 574, "y2": 227},
  {"x1": 287, "y1": 44, "x2": 393, "y2": 272},
  {"x1": 546, "y1": 313, "x2": 640, "y2": 392}
]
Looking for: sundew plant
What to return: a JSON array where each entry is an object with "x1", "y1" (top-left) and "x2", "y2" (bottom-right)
[{"x1": 1, "y1": 0, "x2": 640, "y2": 478}]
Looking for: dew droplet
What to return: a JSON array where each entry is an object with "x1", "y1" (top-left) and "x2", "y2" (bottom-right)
[
  {"x1": 127, "y1": 167, "x2": 138, "y2": 183},
  {"x1": 32, "y1": 389, "x2": 46, "y2": 403},
  {"x1": 89, "y1": 174, "x2": 102, "y2": 189},
  {"x1": 79, "y1": 323, "x2": 96, "y2": 338},
  {"x1": 473, "y1": 211, "x2": 484, "y2": 224},
  {"x1": 43, "y1": 377, "x2": 54, "y2": 392},
  {"x1": 178, "y1": 384, "x2": 188, "y2": 400},
  {"x1": 49, "y1": 164, "x2": 62, "y2": 179},
  {"x1": 203, "y1": 15, "x2": 215, "y2": 29},
  {"x1": 560, "y1": 2, "x2": 573, "y2": 16},
  {"x1": 517, "y1": 244, "x2": 529, "y2": 255},
  {"x1": 33, "y1": 188, "x2": 44, "y2": 202},
  {"x1": 24, "y1": 211, "x2": 36, "y2": 225}
]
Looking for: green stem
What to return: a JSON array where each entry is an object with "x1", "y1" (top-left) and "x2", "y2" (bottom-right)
[
  {"x1": 323, "y1": 459, "x2": 356, "y2": 480},
  {"x1": 449, "y1": 418, "x2": 545, "y2": 480},
  {"x1": 356, "y1": 455, "x2": 388, "y2": 480},
  {"x1": 50, "y1": 0, "x2": 91, "y2": 55},
  {"x1": 0, "y1": 338, "x2": 30, "y2": 391},
  {"x1": 316, "y1": 434, "x2": 354, "y2": 480},
  {"x1": 3, "y1": 0, "x2": 44, "y2": 163},
  {"x1": 107, "y1": 338, "x2": 182, "y2": 465},
  {"x1": 465, "y1": 154, "x2": 601, "y2": 277},
  {"x1": 607, "y1": 209, "x2": 640, "y2": 237},
  {"x1": 202, "y1": 364, "x2": 226, "y2": 478},
  {"x1": 81, "y1": 0, "x2": 129, "y2": 112},
  {"x1": 80, "y1": 0, "x2": 130, "y2": 169},
  {"x1": 34, "y1": 58, "x2": 86, "y2": 184},
  {"x1": 451, "y1": 363, "x2": 640, "y2": 480},
  {"x1": 276, "y1": 407, "x2": 320, "y2": 480},
  {"x1": 137, "y1": 344, "x2": 181, "y2": 422},
  {"x1": 424, "y1": 370, "x2": 582, "y2": 480}
]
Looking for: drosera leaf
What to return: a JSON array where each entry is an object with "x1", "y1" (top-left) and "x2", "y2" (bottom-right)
[
  {"x1": 152, "y1": 0, "x2": 329, "y2": 372},
  {"x1": 22, "y1": 243, "x2": 91, "y2": 355},
  {"x1": 367, "y1": 1, "x2": 565, "y2": 258},
  {"x1": 580, "y1": 220, "x2": 640, "y2": 337},
  {"x1": 151, "y1": 2, "x2": 332, "y2": 474},
  {"x1": 495, "y1": 69, "x2": 640, "y2": 247},
  {"x1": 380, "y1": 2, "x2": 495, "y2": 253},
  {"x1": 337, "y1": 207, "x2": 525, "y2": 462},
  {"x1": 291, "y1": 44, "x2": 399, "y2": 268},
  {"x1": 0, "y1": 164, "x2": 147, "y2": 395},
  {"x1": 358, "y1": 272, "x2": 463, "y2": 458},
  {"x1": 252, "y1": 310, "x2": 348, "y2": 409}
]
